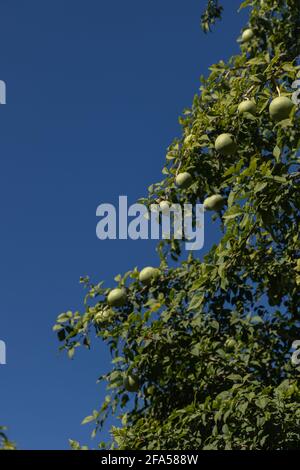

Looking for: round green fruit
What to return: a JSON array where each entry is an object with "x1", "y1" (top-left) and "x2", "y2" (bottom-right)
[
  {"x1": 269, "y1": 96, "x2": 294, "y2": 121},
  {"x1": 215, "y1": 134, "x2": 237, "y2": 156},
  {"x1": 175, "y1": 172, "x2": 193, "y2": 189},
  {"x1": 238, "y1": 100, "x2": 256, "y2": 115},
  {"x1": 242, "y1": 28, "x2": 254, "y2": 43},
  {"x1": 107, "y1": 288, "x2": 127, "y2": 307},
  {"x1": 203, "y1": 194, "x2": 225, "y2": 212},
  {"x1": 159, "y1": 200, "x2": 170, "y2": 214},
  {"x1": 139, "y1": 266, "x2": 159, "y2": 285},
  {"x1": 123, "y1": 374, "x2": 139, "y2": 392}
]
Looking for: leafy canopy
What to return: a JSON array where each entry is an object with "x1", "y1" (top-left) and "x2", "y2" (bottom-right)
[{"x1": 55, "y1": 0, "x2": 300, "y2": 450}]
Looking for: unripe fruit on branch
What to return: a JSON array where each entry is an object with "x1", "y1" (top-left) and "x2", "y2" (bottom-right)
[
  {"x1": 215, "y1": 134, "x2": 237, "y2": 156},
  {"x1": 107, "y1": 288, "x2": 127, "y2": 307},
  {"x1": 241, "y1": 28, "x2": 254, "y2": 43},
  {"x1": 123, "y1": 374, "x2": 139, "y2": 392},
  {"x1": 238, "y1": 100, "x2": 256, "y2": 115},
  {"x1": 203, "y1": 194, "x2": 225, "y2": 212},
  {"x1": 139, "y1": 266, "x2": 160, "y2": 285},
  {"x1": 175, "y1": 172, "x2": 193, "y2": 189},
  {"x1": 159, "y1": 201, "x2": 170, "y2": 214},
  {"x1": 269, "y1": 96, "x2": 294, "y2": 121}
]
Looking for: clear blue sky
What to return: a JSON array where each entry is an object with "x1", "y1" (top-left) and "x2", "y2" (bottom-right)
[{"x1": 0, "y1": 0, "x2": 248, "y2": 450}]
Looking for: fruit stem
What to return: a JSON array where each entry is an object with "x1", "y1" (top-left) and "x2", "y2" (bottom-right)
[
  {"x1": 244, "y1": 84, "x2": 255, "y2": 98},
  {"x1": 176, "y1": 159, "x2": 183, "y2": 176},
  {"x1": 272, "y1": 77, "x2": 281, "y2": 96}
]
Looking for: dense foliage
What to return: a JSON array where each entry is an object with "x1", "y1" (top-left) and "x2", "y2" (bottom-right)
[{"x1": 55, "y1": 0, "x2": 300, "y2": 450}]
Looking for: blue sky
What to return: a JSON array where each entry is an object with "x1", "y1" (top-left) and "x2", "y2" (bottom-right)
[{"x1": 0, "y1": 0, "x2": 248, "y2": 450}]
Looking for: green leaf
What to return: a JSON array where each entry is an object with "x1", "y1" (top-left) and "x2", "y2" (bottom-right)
[
  {"x1": 254, "y1": 182, "x2": 268, "y2": 193},
  {"x1": 81, "y1": 415, "x2": 95, "y2": 425},
  {"x1": 273, "y1": 146, "x2": 281, "y2": 161},
  {"x1": 188, "y1": 292, "x2": 204, "y2": 311}
]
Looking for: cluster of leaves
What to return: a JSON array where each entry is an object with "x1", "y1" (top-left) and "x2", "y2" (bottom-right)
[
  {"x1": 0, "y1": 427, "x2": 16, "y2": 451},
  {"x1": 112, "y1": 379, "x2": 300, "y2": 450},
  {"x1": 201, "y1": 0, "x2": 223, "y2": 33},
  {"x1": 55, "y1": 0, "x2": 300, "y2": 450}
]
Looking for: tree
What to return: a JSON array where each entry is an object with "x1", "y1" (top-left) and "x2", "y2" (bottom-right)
[{"x1": 55, "y1": 0, "x2": 300, "y2": 450}]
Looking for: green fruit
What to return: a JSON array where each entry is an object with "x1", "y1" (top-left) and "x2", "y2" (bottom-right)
[
  {"x1": 215, "y1": 134, "x2": 237, "y2": 156},
  {"x1": 159, "y1": 201, "x2": 170, "y2": 214},
  {"x1": 175, "y1": 172, "x2": 193, "y2": 189},
  {"x1": 242, "y1": 28, "x2": 254, "y2": 42},
  {"x1": 269, "y1": 96, "x2": 294, "y2": 121},
  {"x1": 123, "y1": 374, "x2": 139, "y2": 392},
  {"x1": 139, "y1": 267, "x2": 159, "y2": 285},
  {"x1": 225, "y1": 339, "x2": 236, "y2": 351},
  {"x1": 238, "y1": 100, "x2": 257, "y2": 115},
  {"x1": 203, "y1": 194, "x2": 225, "y2": 212},
  {"x1": 107, "y1": 288, "x2": 127, "y2": 307}
]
